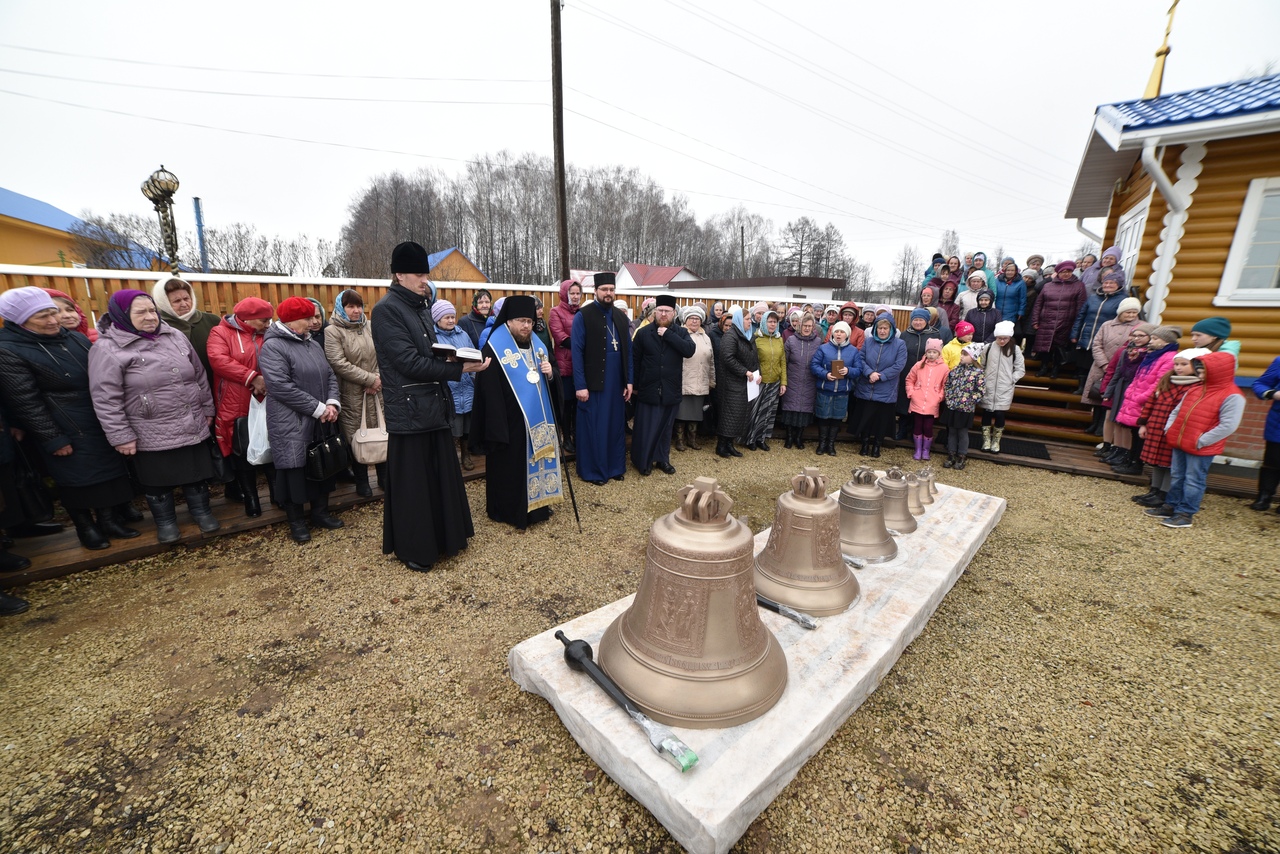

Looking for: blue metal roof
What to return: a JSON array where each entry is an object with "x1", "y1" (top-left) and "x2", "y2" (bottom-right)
[
  {"x1": 0, "y1": 186, "x2": 82, "y2": 232},
  {"x1": 1103, "y1": 72, "x2": 1280, "y2": 132},
  {"x1": 427, "y1": 247, "x2": 458, "y2": 270}
]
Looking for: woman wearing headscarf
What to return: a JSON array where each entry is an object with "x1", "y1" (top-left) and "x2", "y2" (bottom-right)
[
  {"x1": 1029, "y1": 260, "x2": 1087, "y2": 379},
  {"x1": 781, "y1": 312, "x2": 821, "y2": 449},
  {"x1": 325, "y1": 289, "x2": 384, "y2": 497},
  {"x1": 968, "y1": 252, "x2": 998, "y2": 296},
  {"x1": 938, "y1": 280, "x2": 962, "y2": 331},
  {"x1": 743, "y1": 310, "x2": 786, "y2": 451},
  {"x1": 674, "y1": 304, "x2": 715, "y2": 451},
  {"x1": 549, "y1": 279, "x2": 582, "y2": 454},
  {"x1": 852, "y1": 312, "x2": 907, "y2": 458},
  {"x1": 258, "y1": 297, "x2": 344, "y2": 543},
  {"x1": 458, "y1": 288, "x2": 493, "y2": 347},
  {"x1": 207, "y1": 296, "x2": 274, "y2": 517},
  {"x1": 88, "y1": 289, "x2": 218, "y2": 544},
  {"x1": 1070, "y1": 271, "x2": 1128, "y2": 396},
  {"x1": 151, "y1": 276, "x2": 219, "y2": 382},
  {"x1": 0, "y1": 288, "x2": 138, "y2": 550},
  {"x1": 42, "y1": 288, "x2": 98, "y2": 343},
  {"x1": 714, "y1": 306, "x2": 760, "y2": 457},
  {"x1": 302, "y1": 297, "x2": 328, "y2": 351}
]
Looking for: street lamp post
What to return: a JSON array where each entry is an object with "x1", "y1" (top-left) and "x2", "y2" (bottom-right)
[{"x1": 141, "y1": 165, "x2": 181, "y2": 271}]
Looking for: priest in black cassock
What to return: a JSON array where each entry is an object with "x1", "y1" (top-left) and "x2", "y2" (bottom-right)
[
  {"x1": 470, "y1": 295, "x2": 564, "y2": 529},
  {"x1": 630, "y1": 294, "x2": 695, "y2": 476}
]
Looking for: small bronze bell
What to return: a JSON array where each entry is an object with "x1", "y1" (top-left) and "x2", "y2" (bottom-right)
[
  {"x1": 924, "y1": 466, "x2": 939, "y2": 497},
  {"x1": 838, "y1": 466, "x2": 897, "y2": 563},
  {"x1": 906, "y1": 472, "x2": 926, "y2": 516},
  {"x1": 917, "y1": 467, "x2": 935, "y2": 505},
  {"x1": 598, "y1": 477, "x2": 788, "y2": 729},
  {"x1": 755, "y1": 467, "x2": 859, "y2": 617},
  {"x1": 878, "y1": 467, "x2": 917, "y2": 534}
]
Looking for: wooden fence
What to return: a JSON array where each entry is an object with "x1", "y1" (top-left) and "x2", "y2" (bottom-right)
[{"x1": 0, "y1": 265, "x2": 910, "y2": 329}]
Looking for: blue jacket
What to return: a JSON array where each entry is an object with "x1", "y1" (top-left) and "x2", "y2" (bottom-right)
[
  {"x1": 1071, "y1": 288, "x2": 1126, "y2": 349},
  {"x1": 434, "y1": 324, "x2": 476, "y2": 414},
  {"x1": 1253, "y1": 355, "x2": 1280, "y2": 443},
  {"x1": 811, "y1": 340, "x2": 863, "y2": 395},
  {"x1": 994, "y1": 275, "x2": 1026, "y2": 321},
  {"x1": 856, "y1": 316, "x2": 908, "y2": 403}
]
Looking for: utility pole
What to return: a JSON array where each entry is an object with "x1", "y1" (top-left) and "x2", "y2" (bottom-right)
[
  {"x1": 550, "y1": 0, "x2": 571, "y2": 281},
  {"x1": 740, "y1": 225, "x2": 746, "y2": 279}
]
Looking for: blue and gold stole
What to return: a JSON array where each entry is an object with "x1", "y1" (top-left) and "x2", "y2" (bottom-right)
[{"x1": 488, "y1": 323, "x2": 564, "y2": 513}]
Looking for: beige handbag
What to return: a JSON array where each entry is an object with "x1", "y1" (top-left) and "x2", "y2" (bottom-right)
[{"x1": 352, "y1": 393, "x2": 389, "y2": 465}]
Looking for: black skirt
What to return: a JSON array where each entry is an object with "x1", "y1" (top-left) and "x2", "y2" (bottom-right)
[
  {"x1": 132, "y1": 442, "x2": 215, "y2": 489},
  {"x1": 57, "y1": 475, "x2": 134, "y2": 511}
]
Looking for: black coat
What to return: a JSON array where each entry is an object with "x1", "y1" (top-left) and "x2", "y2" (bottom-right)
[
  {"x1": 716, "y1": 326, "x2": 760, "y2": 438},
  {"x1": 371, "y1": 285, "x2": 464, "y2": 435},
  {"x1": 0, "y1": 324, "x2": 129, "y2": 487},
  {"x1": 631, "y1": 322, "x2": 695, "y2": 407},
  {"x1": 458, "y1": 311, "x2": 489, "y2": 348}
]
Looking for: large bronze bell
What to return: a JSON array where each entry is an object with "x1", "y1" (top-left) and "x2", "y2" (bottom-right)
[
  {"x1": 754, "y1": 467, "x2": 860, "y2": 617},
  {"x1": 906, "y1": 472, "x2": 926, "y2": 516},
  {"x1": 598, "y1": 477, "x2": 788, "y2": 729},
  {"x1": 838, "y1": 466, "x2": 897, "y2": 563},
  {"x1": 878, "y1": 467, "x2": 917, "y2": 534}
]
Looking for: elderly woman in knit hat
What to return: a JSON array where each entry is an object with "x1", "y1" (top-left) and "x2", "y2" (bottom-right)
[
  {"x1": 0, "y1": 287, "x2": 139, "y2": 550},
  {"x1": 88, "y1": 289, "x2": 218, "y2": 544},
  {"x1": 431, "y1": 298, "x2": 477, "y2": 471},
  {"x1": 257, "y1": 296, "x2": 344, "y2": 543},
  {"x1": 1082, "y1": 296, "x2": 1144, "y2": 441},
  {"x1": 1097, "y1": 323, "x2": 1154, "y2": 469},
  {"x1": 325, "y1": 289, "x2": 385, "y2": 496},
  {"x1": 151, "y1": 276, "x2": 219, "y2": 382},
  {"x1": 673, "y1": 304, "x2": 715, "y2": 452},
  {"x1": 1070, "y1": 270, "x2": 1129, "y2": 396},
  {"x1": 207, "y1": 295, "x2": 275, "y2": 517}
]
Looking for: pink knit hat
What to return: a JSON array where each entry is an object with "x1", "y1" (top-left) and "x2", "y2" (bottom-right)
[{"x1": 925, "y1": 338, "x2": 943, "y2": 352}]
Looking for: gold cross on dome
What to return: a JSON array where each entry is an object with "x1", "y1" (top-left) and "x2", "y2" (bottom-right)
[{"x1": 499, "y1": 349, "x2": 522, "y2": 369}]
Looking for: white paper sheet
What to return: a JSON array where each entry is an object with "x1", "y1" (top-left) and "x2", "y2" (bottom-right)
[{"x1": 746, "y1": 371, "x2": 761, "y2": 402}]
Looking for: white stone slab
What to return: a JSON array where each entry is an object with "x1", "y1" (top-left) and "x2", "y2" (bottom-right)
[{"x1": 508, "y1": 480, "x2": 1005, "y2": 854}]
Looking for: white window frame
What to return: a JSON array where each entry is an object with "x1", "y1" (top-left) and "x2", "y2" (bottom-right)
[
  {"x1": 1215, "y1": 175, "x2": 1280, "y2": 307},
  {"x1": 1114, "y1": 189, "x2": 1153, "y2": 289}
]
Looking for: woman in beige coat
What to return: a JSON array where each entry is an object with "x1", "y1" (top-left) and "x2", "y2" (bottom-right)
[
  {"x1": 674, "y1": 304, "x2": 715, "y2": 450},
  {"x1": 1082, "y1": 297, "x2": 1143, "y2": 445},
  {"x1": 324, "y1": 290, "x2": 384, "y2": 496}
]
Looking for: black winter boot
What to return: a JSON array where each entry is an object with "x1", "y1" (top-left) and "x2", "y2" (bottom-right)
[
  {"x1": 69, "y1": 509, "x2": 110, "y2": 550},
  {"x1": 716, "y1": 437, "x2": 732, "y2": 458},
  {"x1": 1250, "y1": 468, "x2": 1279, "y2": 511},
  {"x1": 117, "y1": 501, "x2": 145, "y2": 523},
  {"x1": 284, "y1": 503, "x2": 311, "y2": 543},
  {"x1": 352, "y1": 464, "x2": 372, "y2": 498},
  {"x1": 182, "y1": 484, "x2": 221, "y2": 533},
  {"x1": 145, "y1": 492, "x2": 181, "y2": 544},
  {"x1": 869, "y1": 440, "x2": 881, "y2": 459},
  {"x1": 96, "y1": 507, "x2": 140, "y2": 540},
  {"x1": 795, "y1": 426, "x2": 806, "y2": 450},
  {"x1": 237, "y1": 470, "x2": 262, "y2": 517},
  {"x1": 825, "y1": 426, "x2": 839, "y2": 456},
  {"x1": 310, "y1": 499, "x2": 344, "y2": 530}
]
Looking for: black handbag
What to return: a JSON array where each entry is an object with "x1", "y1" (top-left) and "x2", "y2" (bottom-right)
[
  {"x1": 208, "y1": 432, "x2": 233, "y2": 483},
  {"x1": 12, "y1": 443, "x2": 55, "y2": 524},
  {"x1": 232, "y1": 416, "x2": 250, "y2": 457},
  {"x1": 304, "y1": 428, "x2": 352, "y2": 483}
]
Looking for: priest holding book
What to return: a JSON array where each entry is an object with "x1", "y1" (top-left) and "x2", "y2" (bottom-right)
[{"x1": 470, "y1": 295, "x2": 564, "y2": 529}]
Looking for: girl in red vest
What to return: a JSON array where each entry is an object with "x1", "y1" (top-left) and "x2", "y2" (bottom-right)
[{"x1": 1146, "y1": 351, "x2": 1244, "y2": 528}]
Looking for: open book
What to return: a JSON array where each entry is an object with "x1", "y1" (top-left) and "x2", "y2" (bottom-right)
[{"x1": 432, "y1": 343, "x2": 484, "y2": 362}]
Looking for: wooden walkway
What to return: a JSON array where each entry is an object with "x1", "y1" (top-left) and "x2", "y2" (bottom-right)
[{"x1": 0, "y1": 438, "x2": 1257, "y2": 587}]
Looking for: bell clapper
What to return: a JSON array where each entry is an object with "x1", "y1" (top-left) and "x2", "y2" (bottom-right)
[
  {"x1": 756, "y1": 593, "x2": 819, "y2": 630},
  {"x1": 555, "y1": 631, "x2": 699, "y2": 773}
]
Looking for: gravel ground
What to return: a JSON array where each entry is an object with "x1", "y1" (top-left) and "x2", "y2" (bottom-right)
[{"x1": 1, "y1": 441, "x2": 1277, "y2": 853}]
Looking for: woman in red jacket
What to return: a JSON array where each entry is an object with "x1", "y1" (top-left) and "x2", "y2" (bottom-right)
[{"x1": 207, "y1": 297, "x2": 274, "y2": 517}]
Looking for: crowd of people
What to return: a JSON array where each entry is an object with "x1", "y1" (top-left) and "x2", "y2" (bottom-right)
[{"x1": 0, "y1": 245, "x2": 1271, "y2": 615}]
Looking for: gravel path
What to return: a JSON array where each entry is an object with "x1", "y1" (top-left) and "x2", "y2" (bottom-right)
[{"x1": 1, "y1": 443, "x2": 1276, "y2": 853}]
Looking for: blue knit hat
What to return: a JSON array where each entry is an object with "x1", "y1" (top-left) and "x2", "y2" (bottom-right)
[{"x1": 910, "y1": 307, "x2": 931, "y2": 323}]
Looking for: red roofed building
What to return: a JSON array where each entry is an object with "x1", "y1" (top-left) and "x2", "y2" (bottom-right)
[{"x1": 615, "y1": 263, "x2": 701, "y2": 289}]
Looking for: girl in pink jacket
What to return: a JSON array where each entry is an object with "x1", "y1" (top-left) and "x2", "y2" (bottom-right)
[{"x1": 905, "y1": 338, "x2": 948, "y2": 460}]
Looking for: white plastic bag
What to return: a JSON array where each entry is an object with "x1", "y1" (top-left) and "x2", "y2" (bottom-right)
[{"x1": 246, "y1": 396, "x2": 273, "y2": 466}]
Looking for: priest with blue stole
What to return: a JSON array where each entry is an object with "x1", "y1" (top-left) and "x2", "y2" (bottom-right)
[{"x1": 470, "y1": 295, "x2": 564, "y2": 529}]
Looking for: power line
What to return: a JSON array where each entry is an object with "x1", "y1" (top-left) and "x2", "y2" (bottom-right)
[
  {"x1": 744, "y1": 0, "x2": 1075, "y2": 166},
  {"x1": 0, "y1": 67, "x2": 548, "y2": 107},
  {"x1": 0, "y1": 43, "x2": 547, "y2": 84}
]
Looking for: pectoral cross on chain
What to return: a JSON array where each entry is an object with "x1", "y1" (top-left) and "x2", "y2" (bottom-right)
[{"x1": 499, "y1": 349, "x2": 522, "y2": 369}]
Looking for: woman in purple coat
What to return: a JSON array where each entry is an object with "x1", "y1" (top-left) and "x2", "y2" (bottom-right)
[
  {"x1": 780, "y1": 314, "x2": 822, "y2": 449},
  {"x1": 1030, "y1": 260, "x2": 1086, "y2": 379},
  {"x1": 88, "y1": 290, "x2": 218, "y2": 544}
]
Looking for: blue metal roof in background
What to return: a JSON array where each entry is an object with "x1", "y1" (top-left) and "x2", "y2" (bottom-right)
[
  {"x1": 427, "y1": 247, "x2": 458, "y2": 269},
  {"x1": 1103, "y1": 72, "x2": 1280, "y2": 132},
  {"x1": 0, "y1": 187, "x2": 82, "y2": 232}
]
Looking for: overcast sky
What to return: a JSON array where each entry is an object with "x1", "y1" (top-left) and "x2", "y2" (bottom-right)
[{"x1": 2, "y1": 0, "x2": 1277, "y2": 280}]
